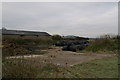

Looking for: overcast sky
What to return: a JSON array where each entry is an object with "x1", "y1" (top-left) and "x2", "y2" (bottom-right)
[{"x1": 2, "y1": 2, "x2": 118, "y2": 38}]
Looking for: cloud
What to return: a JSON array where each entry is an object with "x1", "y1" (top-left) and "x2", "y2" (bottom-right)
[{"x1": 2, "y1": 2, "x2": 118, "y2": 37}]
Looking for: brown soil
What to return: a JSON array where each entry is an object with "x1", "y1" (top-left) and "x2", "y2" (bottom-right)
[{"x1": 6, "y1": 47, "x2": 117, "y2": 67}]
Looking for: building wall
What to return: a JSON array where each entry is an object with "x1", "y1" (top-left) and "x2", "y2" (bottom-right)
[{"x1": 2, "y1": 35, "x2": 52, "y2": 41}]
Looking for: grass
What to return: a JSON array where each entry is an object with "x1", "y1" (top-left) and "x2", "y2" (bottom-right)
[
  {"x1": 3, "y1": 58, "x2": 41, "y2": 78},
  {"x1": 68, "y1": 56, "x2": 118, "y2": 78},
  {"x1": 3, "y1": 56, "x2": 118, "y2": 78},
  {"x1": 83, "y1": 36, "x2": 119, "y2": 53},
  {"x1": 2, "y1": 58, "x2": 67, "y2": 78}
]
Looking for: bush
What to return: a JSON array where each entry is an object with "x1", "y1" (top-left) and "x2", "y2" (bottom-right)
[{"x1": 52, "y1": 35, "x2": 62, "y2": 41}]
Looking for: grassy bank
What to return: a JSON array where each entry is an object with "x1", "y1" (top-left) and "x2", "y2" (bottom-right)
[
  {"x1": 83, "y1": 36, "x2": 119, "y2": 53},
  {"x1": 3, "y1": 56, "x2": 118, "y2": 78}
]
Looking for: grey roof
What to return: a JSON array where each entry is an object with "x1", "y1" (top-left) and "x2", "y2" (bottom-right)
[{"x1": 1, "y1": 29, "x2": 51, "y2": 36}]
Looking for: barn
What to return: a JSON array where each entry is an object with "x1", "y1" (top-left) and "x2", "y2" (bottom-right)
[{"x1": 1, "y1": 28, "x2": 51, "y2": 40}]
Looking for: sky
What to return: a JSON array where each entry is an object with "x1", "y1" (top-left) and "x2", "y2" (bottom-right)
[{"x1": 2, "y1": 2, "x2": 118, "y2": 38}]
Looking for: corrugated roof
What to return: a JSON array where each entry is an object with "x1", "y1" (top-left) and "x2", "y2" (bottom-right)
[{"x1": 1, "y1": 29, "x2": 51, "y2": 36}]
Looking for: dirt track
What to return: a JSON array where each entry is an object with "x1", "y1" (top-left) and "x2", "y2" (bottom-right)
[{"x1": 6, "y1": 47, "x2": 117, "y2": 67}]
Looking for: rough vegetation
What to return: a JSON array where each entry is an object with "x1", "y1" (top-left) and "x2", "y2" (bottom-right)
[
  {"x1": 2, "y1": 34, "x2": 119, "y2": 78},
  {"x1": 2, "y1": 38, "x2": 54, "y2": 58},
  {"x1": 84, "y1": 35, "x2": 119, "y2": 53},
  {"x1": 2, "y1": 35, "x2": 90, "y2": 57},
  {"x1": 3, "y1": 56, "x2": 118, "y2": 78}
]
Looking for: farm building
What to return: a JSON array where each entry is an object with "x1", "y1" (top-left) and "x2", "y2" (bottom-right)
[{"x1": 1, "y1": 28, "x2": 52, "y2": 40}]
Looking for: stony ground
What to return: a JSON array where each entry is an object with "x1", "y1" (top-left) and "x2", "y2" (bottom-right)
[{"x1": 6, "y1": 47, "x2": 117, "y2": 67}]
